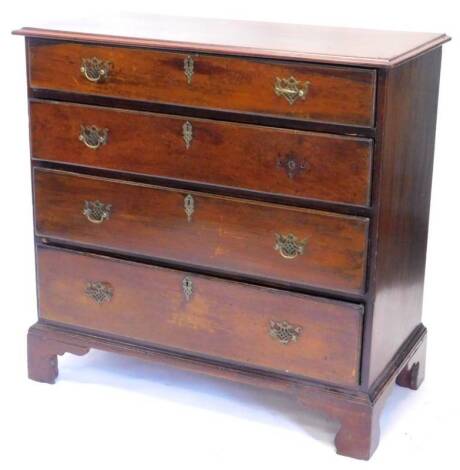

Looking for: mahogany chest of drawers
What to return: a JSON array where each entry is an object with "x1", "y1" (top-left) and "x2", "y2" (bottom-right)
[{"x1": 14, "y1": 16, "x2": 449, "y2": 460}]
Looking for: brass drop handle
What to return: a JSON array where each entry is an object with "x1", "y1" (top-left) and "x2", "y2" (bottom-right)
[
  {"x1": 80, "y1": 57, "x2": 111, "y2": 83},
  {"x1": 269, "y1": 320, "x2": 302, "y2": 345},
  {"x1": 83, "y1": 200, "x2": 112, "y2": 224},
  {"x1": 274, "y1": 233, "x2": 307, "y2": 259},
  {"x1": 85, "y1": 281, "x2": 113, "y2": 304},
  {"x1": 79, "y1": 125, "x2": 108, "y2": 150},
  {"x1": 274, "y1": 76, "x2": 310, "y2": 105}
]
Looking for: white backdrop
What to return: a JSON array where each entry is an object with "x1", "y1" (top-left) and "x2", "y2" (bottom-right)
[{"x1": 1, "y1": 1, "x2": 458, "y2": 468}]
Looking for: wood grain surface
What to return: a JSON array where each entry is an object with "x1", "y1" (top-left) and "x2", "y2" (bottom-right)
[
  {"x1": 34, "y1": 168, "x2": 369, "y2": 295},
  {"x1": 36, "y1": 245, "x2": 364, "y2": 386},
  {"x1": 28, "y1": 40, "x2": 377, "y2": 126},
  {"x1": 30, "y1": 100, "x2": 373, "y2": 206},
  {"x1": 365, "y1": 48, "x2": 442, "y2": 386},
  {"x1": 13, "y1": 15, "x2": 450, "y2": 67}
]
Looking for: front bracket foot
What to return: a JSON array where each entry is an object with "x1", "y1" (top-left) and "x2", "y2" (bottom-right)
[{"x1": 27, "y1": 323, "x2": 90, "y2": 384}]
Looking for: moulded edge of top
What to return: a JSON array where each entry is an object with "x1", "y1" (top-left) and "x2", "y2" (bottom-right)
[{"x1": 12, "y1": 26, "x2": 451, "y2": 69}]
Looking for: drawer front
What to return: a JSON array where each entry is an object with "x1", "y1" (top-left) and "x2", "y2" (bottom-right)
[
  {"x1": 34, "y1": 169, "x2": 369, "y2": 295},
  {"x1": 31, "y1": 101, "x2": 373, "y2": 206},
  {"x1": 37, "y1": 246, "x2": 364, "y2": 386},
  {"x1": 29, "y1": 41, "x2": 376, "y2": 127}
]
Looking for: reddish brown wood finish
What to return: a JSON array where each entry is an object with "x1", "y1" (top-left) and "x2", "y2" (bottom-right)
[
  {"x1": 28, "y1": 326, "x2": 89, "y2": 383},
  {"x1": 364, "y1": 48, "x2": 442, "y2": 387},
  {"x1": 30, "y1": 100, "x2": 373, "y2": 206},
  {"x1": 396, "y1": 333, "x2": 427, "y2": 391},
  {"x1": 28, "y1": 40, "x2": 377, "y2": 127},
  {"x1": 37, "y1": 246, "x2": 364, "y2": 386},
  {"x1": 13, "y1": 17, "x2": 450, "y2": 68},
  {"x1": 333, "y1": 329, "x2": 427, "y2": 459},
  {"x1": 17, "y1": 19, "x2": 447, "y2": 461},
  {"x1": 34, "y1": 168, "x2": 369, "y2": 294},
  {"x1": 333, "y1": 327, "x2": 426, "y2": 460},
  {"x1": 27, "y1": 318, "x2": 427, "y2": 459}
]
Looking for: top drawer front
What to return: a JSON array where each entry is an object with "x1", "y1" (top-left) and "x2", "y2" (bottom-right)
[{"x1": 28, "y1": 41, "x2": 376, "y2": 127}]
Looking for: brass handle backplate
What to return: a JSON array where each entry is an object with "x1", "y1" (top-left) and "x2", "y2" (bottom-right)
[
  {"x1": 269, "y1": 320, "x2": 302, "y2": 345},
  {"x1": 274, "y1": 76, "x2": 310, "y2": 105},
  {"x1": 79, "y1": 125, "x2": 108, "y2": 149},
  {"x1": 83, "y1": 200, "x2": 112, "y2": 224},
  {"x1": 85, "y1": 281, "x2": 113, "y2": 304},
  {"x1": 80, "y1": 57, "x2": 111, "y2": 83},
  {"x1": 274, "y1": 233, "x2": 307, "y2": 259}
]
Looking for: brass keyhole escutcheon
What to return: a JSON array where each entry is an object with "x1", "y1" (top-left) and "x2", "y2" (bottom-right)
[
  {"x1": 184, "y1": 194, "x2": 195, "y2": 222},
  {"x1": 182, "y1": 276, "x2": 193, "y2": 301},
  {"x1": 183, "y1": 121, "x2": 193, "y2": 149},
  {"x1": 277, "y1": 155, "x2": 308, "y2": 179},
  {"x1": 184, "y1": 55, "x2": 194, "y2": 84}
]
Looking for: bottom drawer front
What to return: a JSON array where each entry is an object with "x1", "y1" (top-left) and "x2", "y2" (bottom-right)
[{"x1": 37, "y1": 247, "x2": 363, "y2": 386}]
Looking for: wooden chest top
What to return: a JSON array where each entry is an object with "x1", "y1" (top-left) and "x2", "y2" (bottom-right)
[{"x1": 14, "y1": 14, "x2": 450, "y2": 67}]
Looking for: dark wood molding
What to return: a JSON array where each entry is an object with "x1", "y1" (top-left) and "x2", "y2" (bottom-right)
[
  {"x1": 13, "y1": 19, "x2": 450, "y2": 68},
  {"x1": 27, "y1": 320, "x2": 427, "y2": 458}
]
